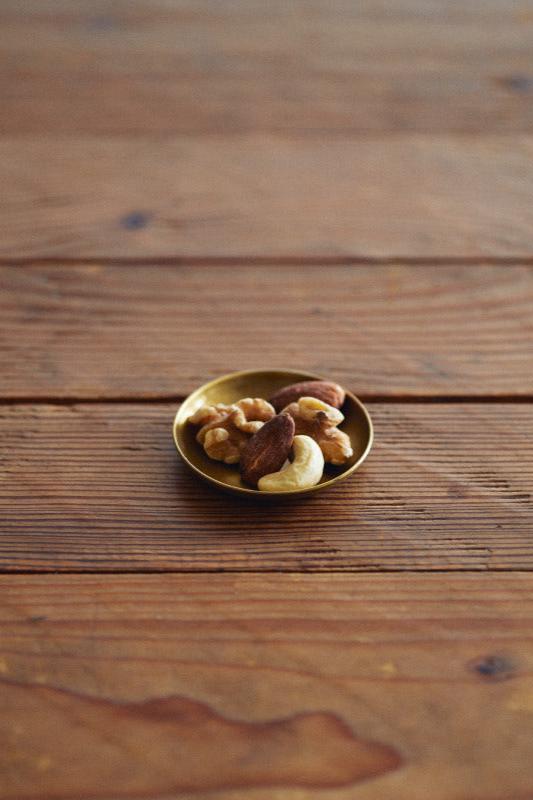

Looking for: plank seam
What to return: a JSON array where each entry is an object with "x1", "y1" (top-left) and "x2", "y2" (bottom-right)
[
  {"x1": 1, "y1": 395, "x2": 533, "y2": 405},
  {"x1": 2, "y1": 257, "x2": 533, "y2": 267},
  {"x1": 0, "y1": 567, "x2": 532, "y2": 576}
]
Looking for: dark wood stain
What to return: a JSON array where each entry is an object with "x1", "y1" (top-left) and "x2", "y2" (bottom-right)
[{"x1": 1, "y1": 679, "x2": 402, "y2": 799}]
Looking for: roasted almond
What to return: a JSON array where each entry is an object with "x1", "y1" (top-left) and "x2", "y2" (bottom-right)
[
  {"x1": 269, "y1": 380, "x2": 345, "y2": 412},
  {"x1": 240, "y1": 414, "x2": 295, "y2": 487}
]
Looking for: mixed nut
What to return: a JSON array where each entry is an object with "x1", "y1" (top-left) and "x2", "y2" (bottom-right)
[{"x1": 187, "y1": 379, "x2": 353, "y2": 492}]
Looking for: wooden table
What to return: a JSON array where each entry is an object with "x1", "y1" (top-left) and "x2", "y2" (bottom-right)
[{"x1": 1, "y1": 2, "x2": 533, "y2": 798}]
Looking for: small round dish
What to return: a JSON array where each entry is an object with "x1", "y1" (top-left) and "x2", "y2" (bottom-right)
[{"x1": 173, "y1": 369, "x2": 373, "y2": 497}]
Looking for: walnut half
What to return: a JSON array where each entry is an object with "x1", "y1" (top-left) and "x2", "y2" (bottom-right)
[
  {"x1": 281, "y1": 396, "x2": 353, "y2": 465},
  {"x1": 188, "y1": 398, "x2": 275, "y2": 464}
]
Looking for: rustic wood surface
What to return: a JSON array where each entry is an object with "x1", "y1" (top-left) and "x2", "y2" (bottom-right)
[
  {"x1": 1, "y1": 263, "x2": 533, "y2": 399},
  {"x1": 2, "y1": 573, "x2": 533, "y2": 800},
  {"x1": 2, "y1": 0, "x2": 533, "y2": 136},
  {"x1": 1, "y1": 403, "x2": 532, "y2": 573},
  {"x1": 2, "y1": 136, "x2": 533, "y2": 259},
  {"x1": 2, "y1": 0, "x2": 533, "y2": 796}
]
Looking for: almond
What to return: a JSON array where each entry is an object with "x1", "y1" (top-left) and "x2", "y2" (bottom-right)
[
  {"x1": 269, "y1": 380, "x2": 345, "y2": 413},
  {"x1": 240, "y1": 414, "x2": 295, "y2": 487}
]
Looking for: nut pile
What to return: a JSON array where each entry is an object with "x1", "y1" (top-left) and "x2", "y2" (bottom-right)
[{"x1": 188, "y1": 380, "x2": 353, "y2": 492}]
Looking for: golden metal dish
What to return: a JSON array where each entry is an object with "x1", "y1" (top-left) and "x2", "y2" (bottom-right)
[{"x1": 173, "y1": 369, "x2": 373, "y2": 497}]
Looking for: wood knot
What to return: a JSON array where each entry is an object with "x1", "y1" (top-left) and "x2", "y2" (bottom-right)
[
  {"x1": 120, "y1": 211, "x2": 151, "y2": 230},
  {"x1": 447, "y1": 482, "x2": 467, "y2": 499},
  {"x1": 497, "y1": 75, "x2": 533, "y2": 93},
  {"x1": 471, "y1": 654, "x2": 516, "y2": 681}
]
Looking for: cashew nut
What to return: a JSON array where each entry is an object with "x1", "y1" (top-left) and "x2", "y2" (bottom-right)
[{"x1": 258, "y1": 435, "x2": 324, "y2": 492}]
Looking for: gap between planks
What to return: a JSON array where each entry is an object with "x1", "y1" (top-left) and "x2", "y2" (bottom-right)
[
  {"x1": 3, "y1": 256, "x2": 533, "y2": 267},
  {"x1": 3, "y1": 567, "x2": 533, "y2": 576},
  {"x1": 1, "y1": 395, "x2": 533, "y2": 405}
]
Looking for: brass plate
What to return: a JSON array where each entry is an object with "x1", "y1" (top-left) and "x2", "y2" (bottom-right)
[{"x1": 173, "y1": 369, "x2": 373, "y2": 497}]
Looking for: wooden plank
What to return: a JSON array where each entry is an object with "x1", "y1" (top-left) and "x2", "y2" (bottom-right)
[
  {"x1": 2, "y1": 263, "x2": 533, "y2": 399},
  {"x1": 2, "y1": 137, "x2": 533, "y2": 258},
  {"x1": 1, "y1": 402, "x2": 532, "y2": 572},
  {"x1": 1, "y1": 572, "x2": 533, "y2": 799},
  {"x1": 2, "y1": 1, "x2": 533, "y2": 135}
]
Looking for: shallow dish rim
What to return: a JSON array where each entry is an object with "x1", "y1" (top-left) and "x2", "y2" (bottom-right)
[{"x1": 172, "y1": 368, "x2": 374, "y2": 497}]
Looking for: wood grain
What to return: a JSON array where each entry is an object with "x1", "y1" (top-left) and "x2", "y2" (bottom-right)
[
  {"x1": 2, "y1": 137, "x2": 533, "y2": 258},
  {"x1": 1, "y1": 403, "x2": 532, "y2": 573},
  {"x1": 1, "y1": 572, "x2": 533, "y2": 799},
  {"x1": 2, "y1": 4, "x2": 531, "y2": 795},
  {"x1": 2, "y1": 263, "x2": 532, "y2": 399},
  {"x1": 2, "y1": 0, "x2": 533, "y2": 135}
]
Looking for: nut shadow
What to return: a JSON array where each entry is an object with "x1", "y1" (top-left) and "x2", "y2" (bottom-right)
[{"x1": 172, "y1": 457, "x2": 364, "y2": 570}]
